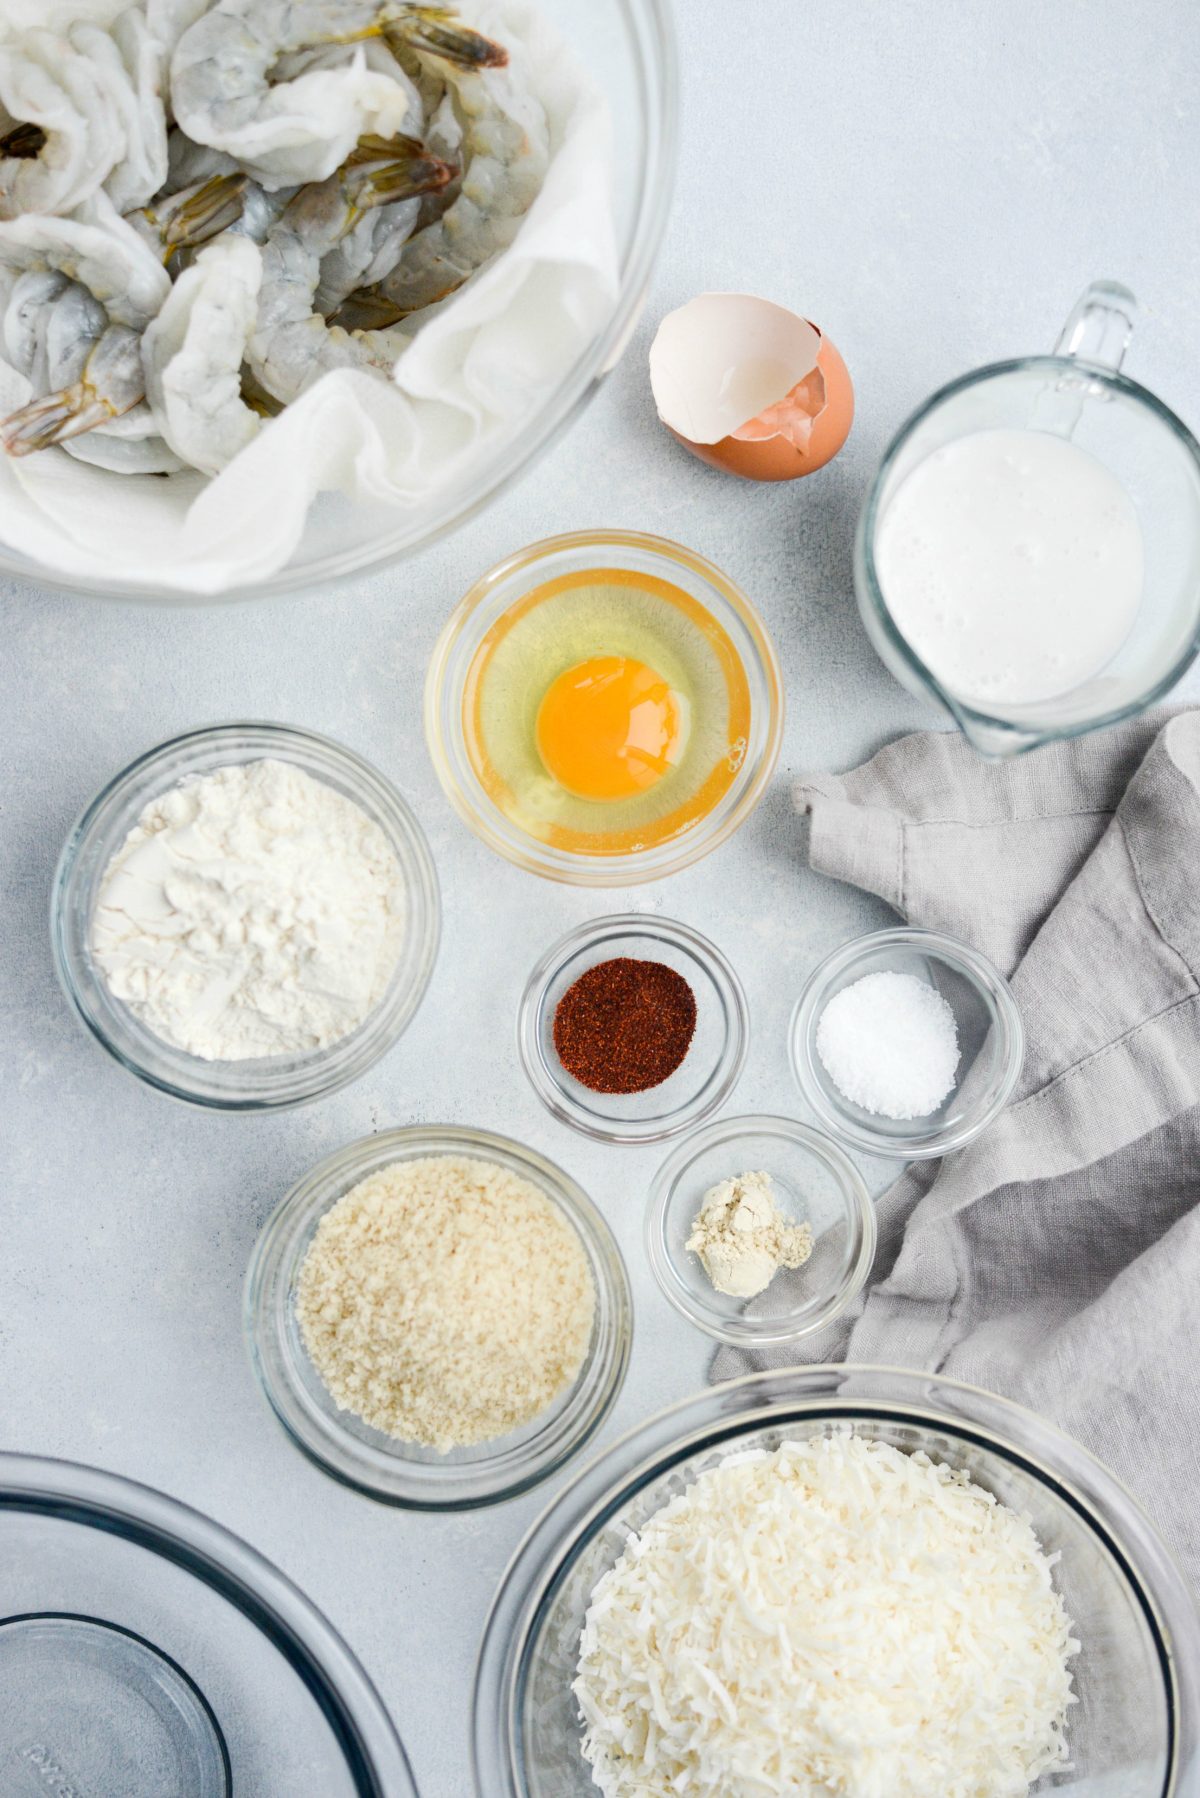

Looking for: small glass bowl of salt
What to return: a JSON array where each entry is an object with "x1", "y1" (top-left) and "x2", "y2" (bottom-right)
[{"x1": 790, "y1": 928, "x2": 1023, "y2": 1158}]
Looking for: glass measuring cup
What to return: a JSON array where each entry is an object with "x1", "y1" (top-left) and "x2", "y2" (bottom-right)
[{"x1": 855, "y1": 282, "x2": 1200, "y2": 756}]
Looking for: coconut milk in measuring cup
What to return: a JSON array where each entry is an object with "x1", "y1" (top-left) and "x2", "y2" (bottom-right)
[{"x1": 855, "y1": 283, "x2": 1200, "y2": 756}]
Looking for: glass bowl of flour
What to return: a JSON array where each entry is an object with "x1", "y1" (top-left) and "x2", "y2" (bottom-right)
[{"x1": 51, "y1": 723, "x2": 440, "y2": 1109}]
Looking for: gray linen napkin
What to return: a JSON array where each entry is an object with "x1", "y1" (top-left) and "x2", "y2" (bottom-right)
[{"x1": 712, "y1": 709, "x2": 1200, "y2": 1587}]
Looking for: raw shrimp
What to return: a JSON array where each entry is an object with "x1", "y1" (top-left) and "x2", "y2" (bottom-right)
[
  {"x1": 72, "y1": 10, "x2": 171, "y2": 214},
  {"x1": 163, "y1": 129, "x2": 241, "y2": 195},
  {"x1": 247, "y1": 137, "x2": 453, "y2": 404},
  {"x1": 143, "y1": 233, "x2": 263, "y2": 475},
  {"x1": 170, "y1": 2, "x2": 502, "y2": 190},
  {"x1": 0, "y1": 29, "x2": 118, "y2": 219},
  {"x1": 271, "y1": 39, "x2": 434, "y2": 312},
  {"x1": 2, "y1": 316, "x2": 144, "y2": 455},
  {"x1": 127, "y1": 172, "x2": 251, "y2": 262},
  {"x1": 39, "y1": 280, "x2": 184, "y2": 473},
  {"x1": 313, "y1": 180, "x2": 421, "y2": 316},
  {"x1": 0, "y1": 192, "x2": 171, "y2": 328},
  {"x1": 161, "y1": 134, "x2": 290, "y2": 253},
  {"x1": 0, "y1": 270, "x2": 182, "y2": 469},
  {"x1": 313, "y1": 131, "x2": 455, "y2": 313},
  {"x1": 0, "y1": 195, "x2": 170, "y2": 454},
  {"x1": 339, "y1": 30, "x2": 546, "y2": 322},
  {"x1": 3, "y1": 269, "x2": 69, "y2": 386},
  {"x1": 145, "y1": 0, "x2": 213, "y2": 61},
  {"x1": 0, "y1": 13, "x2": 169, "y2": 221}
]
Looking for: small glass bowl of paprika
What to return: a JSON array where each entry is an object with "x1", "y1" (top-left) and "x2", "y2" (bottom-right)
[{"x1": 518, "y1": 914, "x2": 749, "y2": 1144}]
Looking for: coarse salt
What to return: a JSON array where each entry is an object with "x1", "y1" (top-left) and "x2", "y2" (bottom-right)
[{"x1": 816, "y1": 968, "x2": 960, "y2": 1119}]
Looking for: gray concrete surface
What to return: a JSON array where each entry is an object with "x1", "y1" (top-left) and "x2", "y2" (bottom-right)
[{"x1": 3, "y1": 3, "x2": 1199, "y2": 1792}]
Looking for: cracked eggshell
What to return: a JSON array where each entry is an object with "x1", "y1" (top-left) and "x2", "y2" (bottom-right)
[{"x1": 649, "y1": 292, "x2": 854, "y2": 482}]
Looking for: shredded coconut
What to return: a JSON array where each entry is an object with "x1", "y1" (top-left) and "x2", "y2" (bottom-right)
[
  {"x1": 295, "y1": 1155, "x2": 595, "y2": 1452},
  {"x1": 574, "y1": 1433, "x2": 1078, "y2": 1798},
  {"x1": 685, "y1": 1170, "x2": 812, "y2": 1298},
  {"x1": 90, "y1": 758, "x2": 405, "y2": 1061},
  {"x1": 816, "y1": 968, "x2": 960, "y2": 1118}
]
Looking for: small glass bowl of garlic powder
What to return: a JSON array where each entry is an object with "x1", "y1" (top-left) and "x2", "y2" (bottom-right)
[
  {"x1": 52, "y1": 723, "x2": 440, "y2": 1110},
  {"x1": 646, "y1": 1115, "x2": 876, "y2": 1346}
]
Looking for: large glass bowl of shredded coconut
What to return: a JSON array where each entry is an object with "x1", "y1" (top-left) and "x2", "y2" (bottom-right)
[
  {"x1": 790, "y1": 925, "x2": 1024, "y2": 1158},
  {"x1": 473, "y1": 1367, "x2": 1200, "y2": 1798},
  {"x1": 51, "y1": 722, "x2": 440, "y2": 1109},
  {"x1": 246, "y1": 1125, "x2": 631, "y2": 1509}
]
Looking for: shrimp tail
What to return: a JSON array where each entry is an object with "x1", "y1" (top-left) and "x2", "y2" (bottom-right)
[
  {"x1": 331, "y1": 268, "x2": 463, "y2": 330},
  {"x1": 3, "y1": 322, "x2": 144, "y2": 455},
  {"x1": 240, "y1": 367, "x2": 285, "y2": 420},
  {"x1": 348, "y1": 137, "x2": 456, "y2": 210},
  {"x1": 329, "y1": 284, "x2": 423, "y2": 330},
  {"x1": 2, "y1": 387, "x2": 122, "y2": 455},
  {"x1": 384, "y1": 7, "x2": 508, "y2": 70},
  {"x1": 161, "y1": 172, "x2": 250, "y2": 251},
  {"x1": 0, "y1": 121, "x2": 47, "y2": 160}
]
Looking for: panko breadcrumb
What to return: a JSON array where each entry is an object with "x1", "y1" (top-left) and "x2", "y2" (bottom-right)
[{"x1": 295, "y1": 1154, "x2": 595, "y2": 1451}]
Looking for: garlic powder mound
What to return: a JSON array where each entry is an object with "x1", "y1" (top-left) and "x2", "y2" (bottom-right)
[{"x1": 294, "y1": 1155, "x2": 595, "y2": 1452}]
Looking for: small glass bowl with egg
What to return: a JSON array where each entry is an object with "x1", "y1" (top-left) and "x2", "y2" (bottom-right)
[
  {"x1": 424, "y1": 530, "x2": 783, "y2": 884},
  {"x1": 646, "y1": 1114, "x2": 876, "y2": 1346},
  {"x1": 790, "y1": 927, "x2": 1024, "y2": 1158}
]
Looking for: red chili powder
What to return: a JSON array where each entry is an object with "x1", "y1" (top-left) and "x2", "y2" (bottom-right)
[{"x1": 553, "y1": 957, "x2": 697, "y2": 1095}]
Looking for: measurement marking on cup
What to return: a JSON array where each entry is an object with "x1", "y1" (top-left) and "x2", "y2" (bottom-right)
[{"x1": 19, "y1": 1743, "x2": 92, "y2": 1798}]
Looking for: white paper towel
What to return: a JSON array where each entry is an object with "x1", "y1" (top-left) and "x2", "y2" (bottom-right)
[{"x1": 0, "y1": 0, "x2": 618, "y2": 593}]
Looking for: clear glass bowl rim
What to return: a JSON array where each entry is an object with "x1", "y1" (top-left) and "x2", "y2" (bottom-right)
[
  {"x1": 0, "y1": 1609, "x2": 234, "y2": 1794},
  {"x1": 245, "y1": 1123, "x2": 633, "y2": 1511},
  {"x1": 644, "y1": 1112, "x2": 878, "y2": 1344},
  {"x1": 50, "y1": 721, "x2": 441, "y2": 1112},
  {"x1": 855, "y1": 354, "x2": 1200, "y2": 750},
  {"x1": 517, "y1": 911, "x2": 750, "y2": 1143},
  {"x1": 424, "y1": 528, "x2": 785, "y2": 887},
  {"x1": 0, "y1": 1451, "x2": 418, "y2": 1797},
  {"x1": 2, "y1": 0, "x2": 679, "y2": 607},
  {"x1": 471, "y1": 1363, "x2": 1200, "y2": 1798},
  {"x1": 790, "y1": 925, "x2": 1025, "y2": 1157}
]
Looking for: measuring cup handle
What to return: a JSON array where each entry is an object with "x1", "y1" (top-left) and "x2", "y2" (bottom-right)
[{"x1": 1054, "y1": 279, "x2": 1137, "y2": 372}]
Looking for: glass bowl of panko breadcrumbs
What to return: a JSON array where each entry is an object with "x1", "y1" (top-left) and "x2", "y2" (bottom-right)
[{"x1": 245, "y1": 1125, "x2": 631, "y2": 1510}]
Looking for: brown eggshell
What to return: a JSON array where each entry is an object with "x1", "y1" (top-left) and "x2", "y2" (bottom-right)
[
  {"x1": 678, "y1": 336, "x2": 854, "y2": 483},
  {"x1": 649, "y1": 292, "x2": 854, "y2": 483}
]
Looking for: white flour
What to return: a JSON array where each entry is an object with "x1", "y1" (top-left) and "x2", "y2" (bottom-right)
[{"x1": 91, "y1": 758, "x2": 406, "y2": 1061}]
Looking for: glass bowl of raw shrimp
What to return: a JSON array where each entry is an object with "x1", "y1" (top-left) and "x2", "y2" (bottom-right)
[{"x1": 0, "y1": 0, "x2": 677, "y2": 604}]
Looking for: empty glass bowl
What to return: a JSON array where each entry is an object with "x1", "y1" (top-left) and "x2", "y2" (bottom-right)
[
  {"x1": 3, "y1": 0, "x2": 677, "y2": 602},
  {"x1": 246, "y1": 1125, "x2": 631, "y2": 1509},
  {"x1": 0, "y1": 1452, "x2": 418, "y2": 1797},
  {"x1": 425, "y1": 531, "x2": 784, "y2": 885},
  {"x1": 790, "y1": 926, "x2": 1024, "y2": 1157},
  {"x1": 645, "y1": 1115, "x2": 876, "y2": 1345},
  {"x1": 51, "y1": 723, "x2": 440, "y2": 1111},
  {"x1": 473, "y1": 1367, "x2": 1200, "y2": 1797},
  {"x1": 518, "y1": 914, "x2": 749, "y2": 1143}
]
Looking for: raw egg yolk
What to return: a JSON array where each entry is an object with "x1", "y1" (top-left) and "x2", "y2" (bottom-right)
[{"x1": 536, "y1": 656, "x2": 687, "y2": 801}]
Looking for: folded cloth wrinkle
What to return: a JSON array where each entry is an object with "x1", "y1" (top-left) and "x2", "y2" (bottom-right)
[{"x1": 713, "y1": 707, "x2": 1200, "y2": 1587}]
